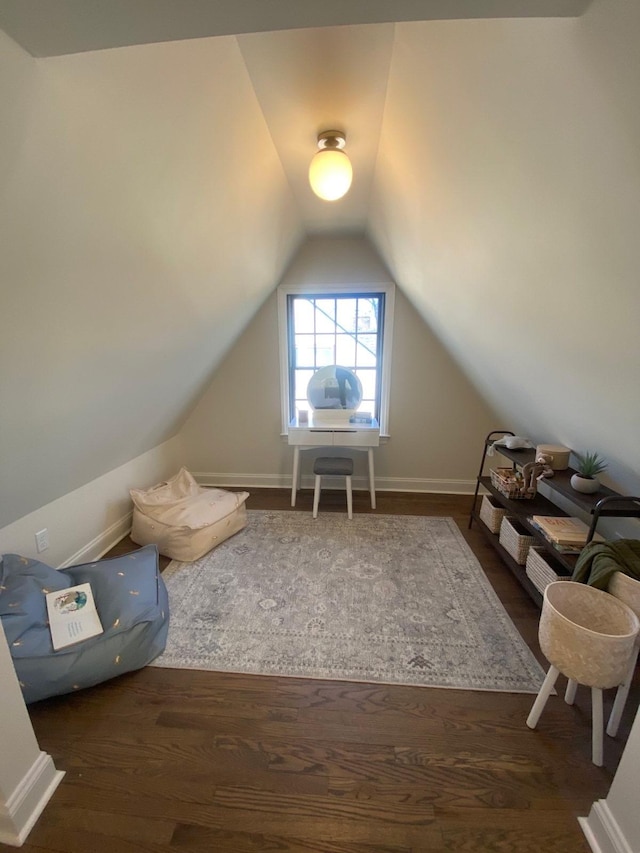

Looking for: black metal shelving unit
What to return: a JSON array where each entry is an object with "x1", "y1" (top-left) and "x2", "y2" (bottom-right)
[{"x1": 469, "y1": 430, "x2": 640, "y2": 606}]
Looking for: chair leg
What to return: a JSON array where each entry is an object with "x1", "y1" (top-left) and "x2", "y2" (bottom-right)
[
  {"x1": 312, "y1": 474, "x2": 322, "y2": 519},
  {"x1": 607, "y1": 645, "x2": 639, "y2": 738},
  {"x1": 565, "y1": 679, "x2": 578, "y2": 705},
  {"x1": 592, "y1": 687, "x2": 604, "y2": 766},
  {"x1": 527, "y1": 665, "x2": 559, "y2": 729},
  {"x1": 346, "y1": 475, "x2": 353, "y2": 519}
]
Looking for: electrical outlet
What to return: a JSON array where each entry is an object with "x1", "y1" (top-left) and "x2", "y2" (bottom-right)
[{"x1": 35, "y1": 528, "x2": 49, "y2": 553}]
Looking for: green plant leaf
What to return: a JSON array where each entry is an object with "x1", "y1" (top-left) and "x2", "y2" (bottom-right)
[{"x1": 574, "y1": 451, "x2": 608, "y2": 477}]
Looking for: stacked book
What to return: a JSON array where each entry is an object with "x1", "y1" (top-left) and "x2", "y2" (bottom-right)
[{"x1": 528, "y1": 515, "x2": 604, "y2": 554}]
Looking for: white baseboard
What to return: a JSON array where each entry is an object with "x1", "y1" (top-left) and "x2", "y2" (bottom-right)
[
  {"x1": 195, "y1": 472, "x2": 291, "y2": 490},
  {"x1": 0, "y1": 752, "x2": 64, "y2": 847},
  {"x1": 57, "y1": 511, "x2": 133, "y2": 568},
  {"x1": 579, "y1": 801, "x2": 634, "y2": 853},
  {"x1": 374, "y1": 477, "x2": 475, "y2": 495},
  {"x1": 193, "y1": 471, "x2": 475, "y2": 495},
  {"x1": 0, "y1": 454, "x2": 472, "y2": 570},
  {"x1": 0, "y1": 437, "x2": 182, "y2": 568}
]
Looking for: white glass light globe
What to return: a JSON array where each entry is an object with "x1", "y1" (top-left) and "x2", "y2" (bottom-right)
[{"x1": 308, "y1": 149, "x2": 353, "y2": 201}]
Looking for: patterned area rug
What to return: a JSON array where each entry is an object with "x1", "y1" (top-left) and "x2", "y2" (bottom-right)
[{"x1": 151, "y1": 511, "x2": 545, "y2": 692}]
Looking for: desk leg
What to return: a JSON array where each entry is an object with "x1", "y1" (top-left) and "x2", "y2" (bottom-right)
[
  {"x1": 368, "y1": 447, "x2": 376, "y2": 509},
  {"x1": 291, "y1": 446, "x2": 300, "y2": 507}
]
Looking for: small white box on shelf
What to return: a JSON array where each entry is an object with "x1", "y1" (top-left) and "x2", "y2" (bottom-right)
[{"x1": 499, "y1": 516, "x2": 535, "y2": 565}]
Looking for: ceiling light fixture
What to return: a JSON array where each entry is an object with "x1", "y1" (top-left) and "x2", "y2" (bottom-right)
[{"x1": 308, "y1": 130, "x2": 353, "y2": 201}]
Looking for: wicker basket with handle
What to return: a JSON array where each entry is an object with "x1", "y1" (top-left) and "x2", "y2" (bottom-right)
[{"x1": 490, "y1": 467, "x2": 536, "y2": 500}]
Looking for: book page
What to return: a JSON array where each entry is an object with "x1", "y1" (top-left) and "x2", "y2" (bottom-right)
[{"x1": 46, "y1": 583, "x2": 104, "y2": 650}]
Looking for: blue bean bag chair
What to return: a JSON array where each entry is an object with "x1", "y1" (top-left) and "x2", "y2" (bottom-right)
[{"x1": 0, "y1": 545, "x2": 169, "y2": 704}]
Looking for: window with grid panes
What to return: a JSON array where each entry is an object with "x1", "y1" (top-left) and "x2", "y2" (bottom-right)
[{"x1": 277, "y1": 283, "x2": 394, "y2": 433}]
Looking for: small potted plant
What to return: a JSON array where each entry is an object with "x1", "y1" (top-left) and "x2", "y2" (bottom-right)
[{"x1": 571, "y1": 451, "x2": 607, "y2": 494}]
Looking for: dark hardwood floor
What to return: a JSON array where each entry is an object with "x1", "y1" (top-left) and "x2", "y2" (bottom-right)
[{"x1": 11, "y1": 490, "x2": 639, "y2": 853}]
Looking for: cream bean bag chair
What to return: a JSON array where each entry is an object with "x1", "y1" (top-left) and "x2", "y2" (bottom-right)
[{"x1": 130, "y1": 468, "x2": 249, "y2": 561}]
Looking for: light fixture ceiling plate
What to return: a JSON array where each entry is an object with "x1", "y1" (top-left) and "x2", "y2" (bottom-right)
[{"x1": 317, "y1": 130, "x2": 346, "y2": 150}]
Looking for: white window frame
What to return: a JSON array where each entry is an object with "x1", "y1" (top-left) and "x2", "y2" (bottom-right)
[{"x1": 277, "y1": 281, "x2": 395, "y2": 436}]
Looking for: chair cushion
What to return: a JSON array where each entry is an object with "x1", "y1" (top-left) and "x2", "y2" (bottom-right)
[{"x1": 314, "y1": 457, "x2": 354, "y2": 476}]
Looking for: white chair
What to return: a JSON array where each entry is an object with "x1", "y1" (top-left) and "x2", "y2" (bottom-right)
[
  {"x1": 313, "y1": 457, "x2": 354, "y2": 519},
  {"x1": 526, "y1": 580, "x2": 639, "y2": 766}
]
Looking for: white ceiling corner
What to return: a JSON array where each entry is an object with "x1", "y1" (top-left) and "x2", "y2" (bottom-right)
[{"x1": 237, "y1": 24, "x2": 396, "y2": 235}]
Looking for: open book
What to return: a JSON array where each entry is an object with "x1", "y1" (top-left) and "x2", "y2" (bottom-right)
[{"x1": 46, "y1": 583, "x2": 104, "y2": 650}]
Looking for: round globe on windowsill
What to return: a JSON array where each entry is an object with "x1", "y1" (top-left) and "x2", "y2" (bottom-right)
[{"x1": 307, "y1": 365, "x2": 362, "y2": 423}]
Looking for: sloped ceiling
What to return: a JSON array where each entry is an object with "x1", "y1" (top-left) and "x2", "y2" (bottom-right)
[
  {"x1": 369, "y1": 9, "x2": 640, "y2": 494},
  {"x1": 2, "y1": 0, "x2": 639, "y2": 531},
  {"x1": 0, "y1": 29, "x2": 303, "y2": 526},
  {"x1": 236, "y1": 25, "x2": 395, "y2": 234},
  {"x1": 0, "y1": 0, "x2": 593, "y2": 235},
  {"x1": 0, "y1": 0, "x2": 592, "y2": 56}
]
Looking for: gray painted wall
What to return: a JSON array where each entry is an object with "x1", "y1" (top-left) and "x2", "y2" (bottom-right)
[
  {"x1": 180, "y1": 236, "x2": 500, "y2": 486},
  {"x1": 0, "y1": 30, "x2": 302, "y2": 528},
  {"x1": 2, "y1": 0, "x2": 639, "y2": 537},
  {"x1": 369, "y1": 0, "x2": 640, "y2": 501}
]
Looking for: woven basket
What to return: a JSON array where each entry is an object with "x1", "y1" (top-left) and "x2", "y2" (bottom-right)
[
  {"x1": 526, "y1": 546, "x2": 564, "y2": 593},
  {"x1": 499, "y1": 516, "x2": 535, "y2": 565},
  {"x1": 540, "y1": 582, "x2": 640, "y2": 689},
  {"x1": 479, "y1": 494, "x2": 507, "y2": 534},
  {"x1": 490, "y1": 467, "x2": 535, "y2": 500}
]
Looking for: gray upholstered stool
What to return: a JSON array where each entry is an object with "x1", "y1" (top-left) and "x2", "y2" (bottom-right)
[{"x1": 313, "y1": 457, "x2": 354, "y2": 519}]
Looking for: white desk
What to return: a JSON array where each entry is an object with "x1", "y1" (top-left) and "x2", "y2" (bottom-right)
[{"x1": 287, "y1": 414, "x2": 380, "y2": 509}]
